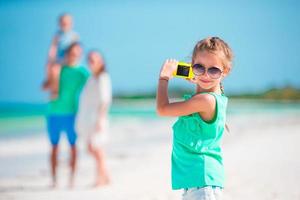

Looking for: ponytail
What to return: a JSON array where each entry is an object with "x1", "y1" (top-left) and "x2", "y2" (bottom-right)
[
  {"x1": 220, "y1": 82, "x2": 225, "y2": 95},
  {"x1": 220, "y1": 82, "x2": 230, "y2": 133}
]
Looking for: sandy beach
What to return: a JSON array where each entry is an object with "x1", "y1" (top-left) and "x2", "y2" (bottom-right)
[{"x1": 0, "y1": 106, "x2": 300, "y2": 200}]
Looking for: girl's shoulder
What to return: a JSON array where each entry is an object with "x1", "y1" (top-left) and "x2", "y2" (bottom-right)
[
  {"x1": 185, "y1": 92, "x2": 216, "y2": 106},
  {"x1": 183, "y1": 92, "x2": 227, "y2": 124},
  {"x1": 190, "y1": 92, "x2": 227, "y2": 102},
  {"x1": 181, "y1": 93, "x2": 216, "y2": 116}
]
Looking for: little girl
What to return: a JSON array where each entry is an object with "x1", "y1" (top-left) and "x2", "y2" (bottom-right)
[
  {"x1": 76, "y1": 51, "x2": 112, "y2": 187},
  {"x1": 156, "y1": 37, "x2": 233, "y2": 200}
]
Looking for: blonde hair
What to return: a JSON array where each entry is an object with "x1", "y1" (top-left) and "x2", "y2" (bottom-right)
[{"x1": 192, "y1": 36, "x2": 233, "y2": 72}]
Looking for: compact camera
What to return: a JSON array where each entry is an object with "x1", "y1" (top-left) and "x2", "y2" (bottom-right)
[{"x1": 173, "y1": 62, "x2": 193, "y2": 79}]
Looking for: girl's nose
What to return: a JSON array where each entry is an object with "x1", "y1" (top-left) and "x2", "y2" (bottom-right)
[{"x1": 201, "y1": 70, "x2": 210, "y2": 78}]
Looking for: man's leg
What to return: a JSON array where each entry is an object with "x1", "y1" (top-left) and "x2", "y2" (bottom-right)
[
  {"x1": 65, "y1": 115, "x2": 78, "y2": 188},
  {"x1": 50, "y1": 145, "x2": 59, "y2": 187},
  {"x1": 69, "y1": 145, "x2": 77, "y2": 188},
  {"x1": 47, "y1": 115, "x2": 61, "y2": 188}
]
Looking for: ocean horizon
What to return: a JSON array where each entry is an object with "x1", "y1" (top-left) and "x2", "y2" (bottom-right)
[{"x1": 1, "y1": 99, "x2": 300, "y2": 139}]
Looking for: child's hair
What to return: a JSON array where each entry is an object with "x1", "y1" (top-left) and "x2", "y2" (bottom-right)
[
  {"x1": 192, "y1": 36, "x2": 234, "y2": 94},
  {"x1": 192, "y1": 37, "x2": 233, "y2": 71},
  {"x1": 58, "y1": 13, "x2": 72, "y2": 22}
]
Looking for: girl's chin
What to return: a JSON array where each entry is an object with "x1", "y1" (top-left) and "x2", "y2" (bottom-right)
[{"x1": 198, "y1": 83, "x2": 213, "y2": 89}]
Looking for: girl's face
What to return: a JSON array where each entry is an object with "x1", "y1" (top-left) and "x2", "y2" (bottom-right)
[
  {"x1": 193, "y1": 51, "x2": 227, "y2": 91},
  {"x1": 88, "y1": 52, "x2": 104, "y2": 75}
]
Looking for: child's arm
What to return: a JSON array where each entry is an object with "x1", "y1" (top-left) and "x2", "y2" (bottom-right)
[
  {"x1": 42, "y1": 35, "x2": 59, "y2": 90},
  {"x1": 156, "y1": 59, "x2": 215, "y2": 117}
]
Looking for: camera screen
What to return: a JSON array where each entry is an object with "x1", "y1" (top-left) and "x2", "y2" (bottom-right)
[{"x1": 176, "y1": 65, "x2": 190, "y2": 76}]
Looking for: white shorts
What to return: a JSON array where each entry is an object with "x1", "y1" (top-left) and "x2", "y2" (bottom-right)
[{"x1": 182, "y1": 186, "x2": 223, "y2": 200}]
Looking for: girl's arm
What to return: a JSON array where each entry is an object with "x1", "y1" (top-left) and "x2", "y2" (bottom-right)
[{"x1": 156, "y1": 59, "x2": 215, "y2": 117}]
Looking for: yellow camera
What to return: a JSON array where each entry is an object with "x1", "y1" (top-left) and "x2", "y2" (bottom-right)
[{"x1": 173, "y1": 62, "x2": 193, "y2": 79}]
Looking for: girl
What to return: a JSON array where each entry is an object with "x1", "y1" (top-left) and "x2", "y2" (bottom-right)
[
  {"x1": 47, "y1": 42, "x2": 89, "y2": 188},
  {"x1": 76, "y1": 51, "x2": 112, "y2": 187},
  {"x1": 156, "y1": 37, "x2": 233, "y2": 200}
]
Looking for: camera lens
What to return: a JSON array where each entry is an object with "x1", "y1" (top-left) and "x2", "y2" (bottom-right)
[{"x1": 177, "y1": 65, "x2": 190, "y2": 76}]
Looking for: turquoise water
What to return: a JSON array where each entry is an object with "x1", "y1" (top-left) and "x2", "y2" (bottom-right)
[
  {"x1": 0, "y1": 100, "x2": 158, "y2": 138},
  {"x1": 0, "y1": 99, "x2": 300, "y2": 138}
]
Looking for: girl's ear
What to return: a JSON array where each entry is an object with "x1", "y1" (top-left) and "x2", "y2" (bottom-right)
[
  {"x1": 223, "y1": 67, "x2": 231, "y2": 76},
  {"x1": 221, "y1": 68, "x2": 230, "y2": 81}
]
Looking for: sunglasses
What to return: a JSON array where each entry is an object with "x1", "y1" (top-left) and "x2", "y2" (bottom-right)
[{"x1": 192, "y1": 64, "x2": 223, "y2": 79}]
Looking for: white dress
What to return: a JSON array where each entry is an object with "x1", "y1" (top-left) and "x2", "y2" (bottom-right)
[{"x1": 76, "y1": 72, "x2": 112, "y2": 147}]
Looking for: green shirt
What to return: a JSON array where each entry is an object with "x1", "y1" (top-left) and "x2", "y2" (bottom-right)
[
  {"x1": 171, "y1": 92, "x2": 228, "y2": 190},
  {"x1": 48, "y1": 65, "x2": 89, "y2": 115}
]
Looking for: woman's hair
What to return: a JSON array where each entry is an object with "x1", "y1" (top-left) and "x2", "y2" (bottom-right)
[
  {"x1": 88, "y1": 50, "x2": 107, "y2": 76},
  {"x1": 192, "y1": 37, "x2": 233, "y2": 72}
]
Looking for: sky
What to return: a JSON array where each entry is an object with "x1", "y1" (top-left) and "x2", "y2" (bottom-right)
[{"x1": 0, "y1": 0, "x2": 300, "y2": 102}]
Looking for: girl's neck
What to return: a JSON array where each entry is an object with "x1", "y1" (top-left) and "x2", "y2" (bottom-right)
[{"x1": 196, "y1": 85, "x2": 222, "y2": 95}]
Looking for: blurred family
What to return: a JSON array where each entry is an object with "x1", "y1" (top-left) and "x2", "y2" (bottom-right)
[{"x1": 42, "y1": 14, "x2": 112, "y2": 188}]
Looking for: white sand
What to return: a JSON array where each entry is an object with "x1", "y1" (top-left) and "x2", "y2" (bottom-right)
[{"x1": 0, "y1": 112, "x2": 300, "y2": 200}]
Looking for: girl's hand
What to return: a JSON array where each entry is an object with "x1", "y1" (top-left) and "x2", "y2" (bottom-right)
[{"x1": 159, "y1": 59, "x2": 178, "y2": 80}]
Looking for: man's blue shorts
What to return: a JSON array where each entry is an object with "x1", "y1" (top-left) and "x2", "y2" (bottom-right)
[{"x1": 46, "y1": 114, "x2": 77, "y2": 146}]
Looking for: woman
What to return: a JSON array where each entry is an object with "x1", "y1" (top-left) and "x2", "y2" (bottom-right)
[{"x1": 77, "y1": 51, "x2": 112, "y2": 187}]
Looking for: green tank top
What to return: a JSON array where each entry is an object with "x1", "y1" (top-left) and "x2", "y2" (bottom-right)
[{"x1": 171, "y1": 92, "x2": 228, "y2": 190}]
